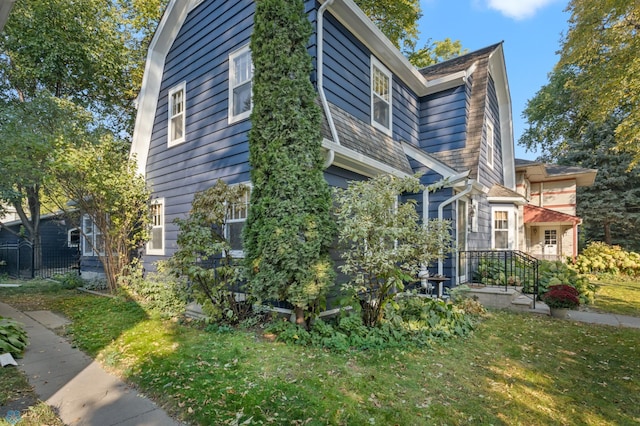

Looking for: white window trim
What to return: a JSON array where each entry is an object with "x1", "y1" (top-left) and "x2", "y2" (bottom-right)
[
  {"x1": 370, "y1": 56, "x2": 393, "y2": 135},
  {"x1": 82, "y1": 215, "x2": 104, "y2": 257},
  {"x1": 491, "y1": 206, "x2": 517, "y2": 250},
  {"x1": 168, "y1": 82, "x2": 186, "y2": 147},
  {"x1": 486, "y1": 121, "x2": 495, "y2": 169},
  {"x1": 147, "y1": 198, "x2": 165, "y2": 256},
  {"x1": 67, "y1": 227, "x2": 80, "y2": 248},
  {"x1": 228, "y1": 45, "x2": 253, "y2": 124},
  {"x1": 225, "y1": 183, "x2": 252, "y2": 258}
]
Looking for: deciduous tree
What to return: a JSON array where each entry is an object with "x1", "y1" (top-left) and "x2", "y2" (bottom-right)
[
  {"x1": 334, "y1": 175, "x2": 453, "y2": 327},
  {"x1": 50, "y1": 138, "x2": 151, "y2": 292},
  {"x1": 524, "y1": 0, "x2": 640, "y2": 159},
  {"x1": 0, "y1": 0, "x2": 164, "y2": 272}
]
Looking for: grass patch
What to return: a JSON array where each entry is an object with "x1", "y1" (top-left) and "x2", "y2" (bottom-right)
[
  {"x1": 1, "y1": 280, "x2": 639, "y2": 425},
  {"x1": 590, "y1": 277, "x2": 640, "y2": 316}
]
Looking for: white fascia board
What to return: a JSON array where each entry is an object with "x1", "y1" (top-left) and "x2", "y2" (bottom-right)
[
  {"x1": 322, "y1": 139, "x2": 410, "y2": 178},
  {"x1": 130, "y1": 0, "x2": 192, "y2": 177},
  {"x1": 321, "y1": 0, "x2": 430, "y2": 96},
  {"x1": 401, "y1": 141, "x2": 458, "y2": 178},
  {"x1": 487, "y1": 196, "x2": 527, "y2": 206},
  {"x1": 488, "y1": 44, "x2": 515, "y2": 189}
]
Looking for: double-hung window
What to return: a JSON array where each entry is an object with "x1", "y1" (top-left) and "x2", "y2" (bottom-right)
[
  {"x1": 371, "y1": 56, "x2": 392, "y2": 134},
  {"x1": 226, "y1": 185, "x2": 251, "y2": 257},
  {"x1": 229, "y1": 45, "x2": 253, "y2": 123},
  {"x1": 82, "y1": 215, "x2": 104, "y2": 256},
  {"x1": 493, "y1": 210, "x2": 509, "y2": 249},
  {"x1": 147, "y1": 199, "x2": 164, "y2": 255},
  {"x1": 168, "y1": 82, "x2": 186, "y2": 147}
]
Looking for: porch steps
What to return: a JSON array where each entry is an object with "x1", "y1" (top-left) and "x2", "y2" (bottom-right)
[{"x1": 466, "y1": 285, "x2": 541, "y2": 313}]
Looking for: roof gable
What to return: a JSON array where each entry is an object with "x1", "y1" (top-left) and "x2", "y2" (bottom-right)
[{"x1": 422, "y1": 43, "x2": 514, "y2": 188}]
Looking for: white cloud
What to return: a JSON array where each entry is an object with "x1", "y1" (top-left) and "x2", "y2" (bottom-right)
[{"x1": 485, "y1": 0, "x2": 557, "y2": 20}]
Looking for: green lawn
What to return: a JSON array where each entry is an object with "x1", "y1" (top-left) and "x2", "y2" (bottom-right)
[
  {"x1": 1, "y1": 279, "x2": 639, "y2": 425},
  {"x1": 589, "y1": 277, "x2": 640, "y2": 316}
]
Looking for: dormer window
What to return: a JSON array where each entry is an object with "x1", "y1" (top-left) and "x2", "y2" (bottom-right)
[
  {"x1": 229, "y1": 45, "x2": 253, "y2": 123},
  {"x1": 168, "y1": 82, "x2": 186, "y2": 147},
  {"x1": 371, "y1": 57, "x2": 392, "y2": 134}
]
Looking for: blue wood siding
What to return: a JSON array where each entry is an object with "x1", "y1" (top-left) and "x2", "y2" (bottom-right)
[
  {"x1": 322, "y1": 13, "x2": 370, "y2": 122},
  {"x1": 322, "y1": 13, "x2": 420, "y2": 146},
  {"x1": 419, "y1": 86, "x2": 468, "y2": 152},
  {"x1": 478, "y1": 74, "x2": 504, "y2": 187},
  {"x1": 145, "y1": 0, "x2": 256, "y2": 262}
]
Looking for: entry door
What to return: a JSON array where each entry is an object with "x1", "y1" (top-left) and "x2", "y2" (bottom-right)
[{"x1": 543, "y1": 228, "x2": 558, "y2": 257}]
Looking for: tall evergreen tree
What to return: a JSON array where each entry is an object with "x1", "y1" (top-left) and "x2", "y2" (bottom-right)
[
  {"x1": 558, "y1": 117, "x2": 640, "y2": 251},
  {"x1": 244, "y1": 0, "x2": 335, "y2": 324}
]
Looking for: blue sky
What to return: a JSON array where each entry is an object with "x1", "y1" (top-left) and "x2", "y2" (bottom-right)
[{"x1": 416, "y1": 0, "x2": 571, "y2": 161}]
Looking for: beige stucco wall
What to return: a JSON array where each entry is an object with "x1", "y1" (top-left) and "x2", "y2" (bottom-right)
[{"x1": 529, "y1": 180, "x2": 577, "y2": 215}]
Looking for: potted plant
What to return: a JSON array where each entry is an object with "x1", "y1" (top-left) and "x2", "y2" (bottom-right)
[{"x1": 541, "y1": 284, "x2": 580, "y2": 318}]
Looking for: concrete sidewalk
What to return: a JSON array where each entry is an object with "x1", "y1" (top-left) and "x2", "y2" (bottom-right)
[
  {"x1": 0, "y1": 302, "x2": 183, "y2": 426},
  {"x1": 564, "y1": 310, "x2": 640, "y2": 328},
  {"x1": 527, "y1": 299, "x2": 640, "y2": 328}
]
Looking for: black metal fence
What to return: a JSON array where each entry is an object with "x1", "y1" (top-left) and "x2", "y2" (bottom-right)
[
  {"x1": 458, "y1": 250, "x2": 539, "y2": 296},
  {"x1": 0, "y1": 241, "x2": 80, "y2": 279}
]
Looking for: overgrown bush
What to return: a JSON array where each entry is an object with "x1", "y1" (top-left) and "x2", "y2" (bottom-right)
[
  {"x1": 572, "y1": 242, "x2": 640, "y2": 277},
  {"x1": 266, "y1": 296, "x2": 476, "y2": 351},
  {"x1": 334, "y1": 174, "x2": 452, "y2": 327},
  {"x1": 53, "y1": 272, "x2": 84, "y2": 289},
  {"x1": 119, "y1": 260, "x2": 188, "y2": 319},
  {"x1": 167, "y1": 181, "x2": 253, "y2": 325},
  {"x1": 538, "y1": 260, "x2": 596, "y2": 304},
  {"x1": 0, "y1": 316, "x2": 28, "y2": 358}
]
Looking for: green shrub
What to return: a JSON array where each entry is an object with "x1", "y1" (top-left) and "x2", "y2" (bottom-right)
[
  {"x1": 572, "y1": 242, "x2": 640, "y2": 277},
  {"x1": 119, "y1": 260, "x2": 188, "y2": 319},
  {"x1": 0, "y1": 316, "x2": 28, "y2": 358},
  {"x1": 266, "y1": 296, "x2": 477, "y2": 351},
  {"x1": 53, "y1": 272, "x2": 84, "y2": 289},
  {"x1": 538, "y1": 260, "x2": 596, "y2": 304}
]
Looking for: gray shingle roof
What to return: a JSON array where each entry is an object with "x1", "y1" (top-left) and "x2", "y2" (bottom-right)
[
  {"x1": 419, "y1": 43, "x2": 503, "y2": 179},
  {"x1": 320, "y1": 102, "x2": 413, "y2": 175}
]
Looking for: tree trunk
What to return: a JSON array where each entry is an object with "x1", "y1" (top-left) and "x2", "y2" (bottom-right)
[
  {"x1": 294, "y1": 306, "x2": 306, "y2": 327},
  {"x1": 604, "y1": 220, "x2": 612, "y2": 245}
]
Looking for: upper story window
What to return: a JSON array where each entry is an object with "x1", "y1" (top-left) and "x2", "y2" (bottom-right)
[
  {"x1": 226, "y1": 184, "x2": 251, "y2": 258},
  {"x1": 371, "y1": 56, "x2": 392, "y2": 135},
  {"x1": 229, "y1": 45, "x2": 253, "y2": 123},
  {"x1": 486, "y1": 121, "x2": 495, "y2": 169},
  {"x1": 168, "y1": 82, "x2": 186, "y2": 147},
  {"x1": 147, "y1": 199, "x2": 164, "y2": 255}
]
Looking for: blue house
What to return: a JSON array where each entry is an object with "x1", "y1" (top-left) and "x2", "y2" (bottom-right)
[{"x1": 131, "y1": 0, "x2": 524, "y2": 295}]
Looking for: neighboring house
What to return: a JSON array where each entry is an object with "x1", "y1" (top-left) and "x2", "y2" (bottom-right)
[
  {"x1": 0, "y1": 213, "x2": 80, "y2": 278},
  {"x1": 130, "y1": 0, "x2": 521, "y2": 294},
  {"x1": 515, "y1": 159, "x2": 597, "y2": 261}
]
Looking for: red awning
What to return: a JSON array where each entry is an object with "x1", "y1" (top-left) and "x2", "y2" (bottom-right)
[{"x1": 524, "y1": 204, "x2": 582, "y2": 225}]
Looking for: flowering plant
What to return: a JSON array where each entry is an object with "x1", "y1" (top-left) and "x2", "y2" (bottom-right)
[{"x1": 541, "y1": 284, "x2": 580, "y2": 309}]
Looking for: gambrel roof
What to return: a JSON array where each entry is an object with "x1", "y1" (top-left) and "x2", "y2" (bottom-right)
[{"x1": 418, "y1": 43, "x2": 515, "y2": 188}]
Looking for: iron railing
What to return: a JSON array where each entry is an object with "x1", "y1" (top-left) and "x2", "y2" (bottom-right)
[{"x1": 458, "y1": 250, "x2": 539, "y2": 307}]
